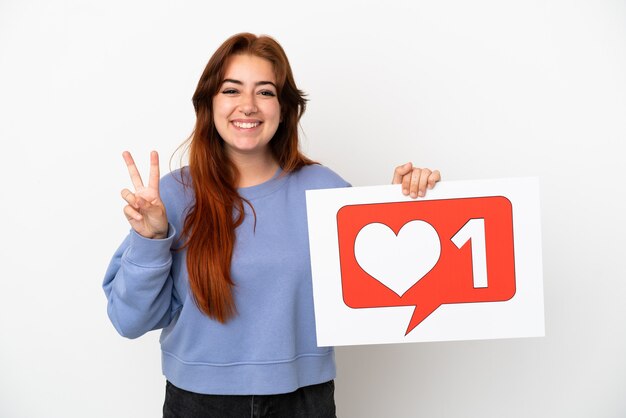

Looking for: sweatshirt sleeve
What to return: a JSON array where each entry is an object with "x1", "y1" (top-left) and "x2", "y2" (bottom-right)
[{"x1": 103, "y1": 225, "x2": 177, "y2": 339}]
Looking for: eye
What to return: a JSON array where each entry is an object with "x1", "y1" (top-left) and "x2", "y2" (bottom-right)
[
  {"x1": 221, "y1": 88, "x2": 238, "y2": 95},
  {"x1": 259, "y1": 90, "x2": 276, "y2": 97}
]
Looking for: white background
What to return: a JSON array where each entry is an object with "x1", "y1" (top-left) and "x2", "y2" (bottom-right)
[{"x1": 1, "y1": 1, "x2": 624, "y2": 417}]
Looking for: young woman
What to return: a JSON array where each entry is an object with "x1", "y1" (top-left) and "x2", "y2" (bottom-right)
[{"x1": 103, "y1": 33, "x2": 440, "y2": 418}]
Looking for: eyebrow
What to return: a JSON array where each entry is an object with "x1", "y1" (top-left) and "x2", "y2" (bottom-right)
[{"x1": 222, "y1": 79, "x2": 277, "y2": 89}]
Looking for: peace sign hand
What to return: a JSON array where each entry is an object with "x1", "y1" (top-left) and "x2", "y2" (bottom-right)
[{"x1": 121, "y1": 151, "x2": 169, "y2": 239}]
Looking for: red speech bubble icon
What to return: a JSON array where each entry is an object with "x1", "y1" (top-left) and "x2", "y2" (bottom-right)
[{"x1": 336, "y1": 197, "x2": 516, "y2": 335}]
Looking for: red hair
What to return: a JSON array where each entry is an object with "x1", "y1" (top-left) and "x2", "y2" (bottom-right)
[{"x1": 182, "y1": 33, "x2": 313, "y2": 322}]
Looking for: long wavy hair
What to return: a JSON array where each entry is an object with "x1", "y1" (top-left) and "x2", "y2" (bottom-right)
[{"x1": 182, "y1": 33, "x2": 314, "y2": 323}]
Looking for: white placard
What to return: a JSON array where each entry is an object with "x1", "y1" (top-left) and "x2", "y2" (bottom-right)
[{"x1": 306, "y1": 177, "x2": 544, "y2": 346}]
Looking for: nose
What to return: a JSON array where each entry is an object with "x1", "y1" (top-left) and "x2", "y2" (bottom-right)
[{"x1": 239, "y1": 92, "x2": 258, "y2": 116}]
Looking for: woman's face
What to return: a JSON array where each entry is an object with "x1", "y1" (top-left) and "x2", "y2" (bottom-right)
[{"x1": 213, "y1": 54, "x2": 281, "y2": 161}]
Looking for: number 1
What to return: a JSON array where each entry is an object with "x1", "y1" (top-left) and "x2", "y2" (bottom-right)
[{"x1": 451, "y1": 218, "x2": 488, "y2": 288}]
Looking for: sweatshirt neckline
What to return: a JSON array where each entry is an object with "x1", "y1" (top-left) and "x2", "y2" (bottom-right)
[{"x1": 237, "y1": 167, "x2": 287, "y2": 200}]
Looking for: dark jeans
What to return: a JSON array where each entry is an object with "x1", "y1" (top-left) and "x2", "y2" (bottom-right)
[{"x1": 163, "y1": 380, "x2": 336, "y2": 418}]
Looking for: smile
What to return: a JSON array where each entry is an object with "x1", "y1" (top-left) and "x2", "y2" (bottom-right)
[{"x1": 232, "y1": 121, "x2": 261, "y2": 129}]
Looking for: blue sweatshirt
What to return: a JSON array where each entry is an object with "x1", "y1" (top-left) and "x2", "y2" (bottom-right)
[{"x1": 103, "y1": 164, "x2": 350, "y2": 395}]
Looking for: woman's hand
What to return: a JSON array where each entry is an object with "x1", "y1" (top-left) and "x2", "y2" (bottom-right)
[
  {"x1": 121, "y1": 151, "x2": 169, "y2": 239},
  {"x1": 392, "y1": 162, "x2": 441, "y2": 198}
]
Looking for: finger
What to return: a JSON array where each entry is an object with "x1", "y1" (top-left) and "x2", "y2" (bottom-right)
[
  {"x1": 123, "y1": 204, "x2": 143, "y2": 222},
  {"x1": 392, "y1": 162, "x2": 412, "y2": 185},
  {"x1": 120, "y1": 188, "x2": 138, "y2": 208},
  {"x1": 417, "y1": 168, "x2": 431, "y2": 197},
  {"x1": 409, "y1": 168, "x2": 422, "y2": 198},
  {"x1": 148, "y1": 150, "x2": 160, "y2": 191},
  {"x1": 427, "y1": 170, "x2": 441, "y2": 189},
  {"x1": 401, "y1": 170, "x2": 413, "y2": 195},
  {"x1": 122, "y1": 151, "x2": 144, "y2": 190}
]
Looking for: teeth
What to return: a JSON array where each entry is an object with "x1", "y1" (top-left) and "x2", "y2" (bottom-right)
[{"x1": 233, "y1": 121, "x2": 259, "y2": 129}]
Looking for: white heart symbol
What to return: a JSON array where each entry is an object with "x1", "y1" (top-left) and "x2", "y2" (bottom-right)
[{"x1": 354, "y1": 220, "x2": 441, "y2": 297}]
